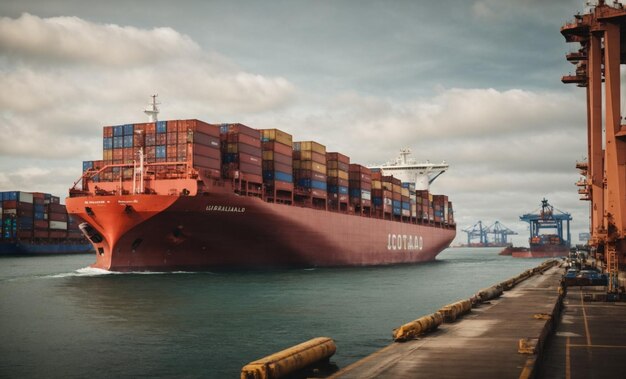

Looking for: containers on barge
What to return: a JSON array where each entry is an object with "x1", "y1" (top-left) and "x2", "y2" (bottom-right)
[
  {"x1": 0, "y1": 191, "x2": 91, "y2": 255},
  {"x1": 260, "y1": 129, "x2": 294, "y2": 204}
]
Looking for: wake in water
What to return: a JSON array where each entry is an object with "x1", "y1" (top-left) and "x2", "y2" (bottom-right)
[{"x1": 46, "y1": 267, "x2": 210, "y2": 278}]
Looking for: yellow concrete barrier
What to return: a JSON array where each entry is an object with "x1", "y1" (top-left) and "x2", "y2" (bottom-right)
[
  {"x1": 241, "y1": 337, "x2": 336, "y2": 379},
  {"x1": 438, "y1": 299, "x2": 472, "y2": 323},
  {"x1": 392, "y1": 312, "x2": 443, "y2": 342}
]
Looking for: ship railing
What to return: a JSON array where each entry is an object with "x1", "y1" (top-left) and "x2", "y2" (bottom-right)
[{"x1": 70, "y1": 161, "x2": 197, "y2": 195}]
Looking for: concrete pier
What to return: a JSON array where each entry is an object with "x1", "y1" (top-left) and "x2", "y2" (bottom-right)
[{"x1": 331, "y1": 266, "x2": 563, "y2": 378}]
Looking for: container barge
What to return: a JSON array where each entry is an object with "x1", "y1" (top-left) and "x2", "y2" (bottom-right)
[
  {"x1": 0, "y1": 191, "x2": 92, "y2": 255},
  {"x1": 66, "y1": 100, "x2": 455, "y2": 271}
]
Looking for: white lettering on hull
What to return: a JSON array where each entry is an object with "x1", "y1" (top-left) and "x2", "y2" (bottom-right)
[
  {"x1": 387, "y1": 234, "x2": 423, "y2": 251},
  {"x1": 205, "y1": 205, "x2": 246, "y2": 213}
]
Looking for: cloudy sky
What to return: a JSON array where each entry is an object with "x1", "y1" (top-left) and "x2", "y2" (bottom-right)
[{"x1": 0, "y1": 0, "x2": 604, "y2": 245}]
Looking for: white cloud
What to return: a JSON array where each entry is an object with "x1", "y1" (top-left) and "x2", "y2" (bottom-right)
[{"x1": 0, "y1": 13, "x2": 297, "y2": 161}]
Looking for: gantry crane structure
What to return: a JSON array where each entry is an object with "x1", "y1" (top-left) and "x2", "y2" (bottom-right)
[
  {"x1": 463, "y1": 221, "x2": 517, "y2": 247},
  {"x1": 561, "y1": 0, "x2": 626, "y2": 293},
  {"x1": 520, "y1": 199, "x2": 572, "y2": 253}
]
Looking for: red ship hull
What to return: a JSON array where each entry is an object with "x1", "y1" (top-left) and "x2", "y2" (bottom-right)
[
  {"x1": 66, "y1": 191, "x2": 455, "y2": 271},
  {"x1": 512, "y1": 244, "x2": 569, "y2": 258}
]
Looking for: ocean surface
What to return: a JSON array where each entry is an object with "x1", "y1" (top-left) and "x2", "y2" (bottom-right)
[{"x1": 0, "y1": 248, "x2": 546, "y2": 378}]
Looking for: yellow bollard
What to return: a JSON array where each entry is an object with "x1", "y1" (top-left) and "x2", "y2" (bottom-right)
[
  {"x1": 392, "y1": 312, "x2": 443, "y2": 342},
  {"x1": 241, "y1": 337, "x2": 336, "y2": 379}
]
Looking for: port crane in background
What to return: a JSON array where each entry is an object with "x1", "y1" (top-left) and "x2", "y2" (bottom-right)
[
  {"x1": 487, "y1": 221, "x2": 518, "y2": 245},
  {"x1": 462, "y1": 221, "x2": 517, "y2": 247},
  {"x1": 562, "y1": 0, "x2": 626, "y2": 294},
  {"x1": 520, "y1": 199, "x2": 572, "y2": 252},
  {"x1": 463, "y1": 221, "x2": 488, "y2": 246}
]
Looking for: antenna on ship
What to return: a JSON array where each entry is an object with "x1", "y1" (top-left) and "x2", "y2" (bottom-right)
[{"x1": 144, "y1": 94, "x2": 160, "y2": 122}]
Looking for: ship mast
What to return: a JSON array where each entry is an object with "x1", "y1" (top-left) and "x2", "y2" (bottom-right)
[{"x1": 144, "y1": 94, "x2": 160, "y2": 122}]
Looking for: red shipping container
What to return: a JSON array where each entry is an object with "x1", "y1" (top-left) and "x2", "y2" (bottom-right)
[
  {"x1": 193, "y1": 144, "x2": 220, "y2": 160},
  {"x1": 223, "y1": 123, "x2": 259, "y2": 138},
  {"x1": 123, "y1": 148, "x2": 135, "y2": 160},
  {"x1": 238, "y1": 162, "x2": 262, "y2": 175},
  {"x1": 49, "y1": 212, "x2": 68, "y2": 222},
  {"x1": 167, "y1": 145, "x2": 177, "y2": 158},
  {"x1": 145, "y1": 133, "x2": 156, "y2": 146},
  {"x1": 266, "y1": 181, "x2": 294, "y2": 191},
  {"x1": 113, "y1": 149, "x2": 124, "y2": 160},
  {"x1": 178, "y1": 131, "x2": 188, "y2": 143},
  {"x1": 238, "y1": 152, "x2": 262, "y2": 167},
  {"x1": 310, "y1": 189, "x2": 327, "y2": 199},
  {"x1": 157, "y1": 133, "x2": 167, "y2": 145},
  {"x1": 326, "y1": 152, "x2": 350, "y2": 164},
  {"x1": 262, "y1": 141, "x2": 292, "y2": 156},
  {"x1": 193, "y1": 156, "x2": 220, "y2": 170},
  {"x1": 231, "y1": 143, "x2": 262, "y2": 156},
  {"x1": 17, "y1": 230, "x2": 33, "y2": 239},
  {"x1": 103, "y1": 126, "x2": 113, "y2": 137},
  {"x1": 262, "y1": 161, "x2": 292, "y2": 173},
  {"x1": 3, "y1": 200, "x2": 17, "y2": 208},
  {"x1": 49, "y1": 230, "x2": 67, "y2": 239},
  {"x1": 33, "y1": 230, "x2": 49, "y2": 238},
  {"x1": 133, "y1": 134, "x2": 145, "y2": 147},
  {"x1": 371, "y1": 171, "x2": 382, "y2": 181},
  {"x1": 48, "y1": 203, "x2": 65, "y2": 213},
  {"x1": 226, "y1": 132, "x2": 261, "y2": 148},
  {"x1": 167, "y1": 132, "x2": 177, "y2": 145},
  {"x1": 328, "y1": 177, "x2": 349, "y2": 187},
  {"x1": 144, "y1": 123, "x2": 156, "y2": 133},
  {"x1": 34, "y1": 220, "x2": 48, "y2": 229},
  {"x1": 194, "y1": 133, "x2": 220, "y2": 149},
  {"x1": 166, "y1": 120, "x2": 179, "y2": 132}
]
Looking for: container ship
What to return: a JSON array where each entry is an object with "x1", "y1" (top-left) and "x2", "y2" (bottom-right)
[
  {"x1": 65, "y1": 98, "x2": 456, "y2": 271},
  {"x1": 0, "y1": 191, "x2": 93, "y2": 255},
  {"x1": 515, "y1": 199, "x2": 572, "y2": 258}
]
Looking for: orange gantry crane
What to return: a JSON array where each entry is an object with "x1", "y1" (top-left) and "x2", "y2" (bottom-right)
[{"x1": 561, "y1": 0, "x2": 626, "y2": 294}]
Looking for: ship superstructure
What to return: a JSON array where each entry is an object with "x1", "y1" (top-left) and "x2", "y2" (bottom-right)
[{"x1": 369, "y1": 148, "x2": 448, "y2": 191}]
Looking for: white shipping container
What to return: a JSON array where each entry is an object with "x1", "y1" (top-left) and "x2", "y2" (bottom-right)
[
  {"x1": 49, "y1": 221, "x2": 68, "y2": 230},
  {"x1": 361, "y1": 190, "x2": 371, "y2": 201},
  {"x1": 18, "y1": 192, "x2": 34, "y2": 204},
  {"x1": 3, "y1": 209, "x2": 16, "y2": 215}
]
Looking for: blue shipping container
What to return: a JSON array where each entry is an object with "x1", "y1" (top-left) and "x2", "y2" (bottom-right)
[
  {"x1": 103, "y1": 137, "x2": 113, "y2": 150},
  {"x1": 297, "y1": 178, "x2": 327, "y2": 191},
  {"x1": 330, "y1": 185, "x2": 349, "y2": 195},
  {"x1": 113, "y1": 125, "x2": 124, "y2": 136},
  {"x1": 34, "y1": 204, "x2": 45, "y2": 213},
  {"x1": 223, "y1": 153, "x2": 237, "y2": 164},
  {"x1": 157, "y1": 121, "x2": 167, "y2": 134},
  {"x1": 2, "y1": 192, "x2": 18, "y2": 201},
  {"x1": 402, "y1": 202, "x2": 410, "y2": 210},
  {"x1": 372, "y1": 197, "x2": 383, "y2": 206},
  {"x1": 123, "y1": 135, "x2": 133, "y2": 148},
  {"x1": 393, "y1": 207, "x2": 402, "y2": 216},
  {"x1": 156, "y1": 145, "x2": 166, "y2": 159},
  {"x1": 393, "y1": 200, "x2": 401, "y2": 208},
  {"x1": 82, "y1": 161, "x2": 93, "y2": 172},
  {"x1": 113, "y1": 136, "x2": 123, "y2": 148},
  {"x1": 263, "y1": 171, "x2": 293, "y2": 183},
  {"x1": 123, "y1": 124, "x2": 134, "y2": 136}
]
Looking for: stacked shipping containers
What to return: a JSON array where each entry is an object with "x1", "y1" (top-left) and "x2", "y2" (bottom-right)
[
  {"x1": 98, "y1": 119, "x2": 221, "y2": 184},
  {"x1": 371, "y1": 171, "x2": 392, "y2": 219},
  {"x1": 1, "y1": 191, "x2": 80, "y2": 241},
  {"x1": 260, "y1": 129, "x2": 294, "y2": 203},
  {"x1": 293, "y1": 141, "x2": 327, "y2": 209},
  {"x1": 327, "y1": 153, "x2": 350, "y2": 211},
  {"x1": 348, "y1": 164, "x2": 372, "y2": 215},
  {"x1": 220, "y1": 123, "x2": 262, "y2": 187}
]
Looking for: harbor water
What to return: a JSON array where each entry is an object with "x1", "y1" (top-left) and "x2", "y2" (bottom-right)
[{"x1": 0, "y1": 248, "x2": 546, "y2": 378}]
